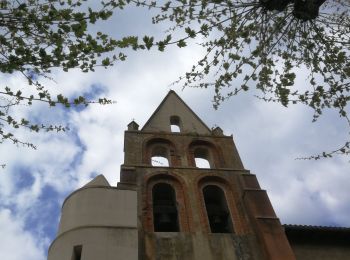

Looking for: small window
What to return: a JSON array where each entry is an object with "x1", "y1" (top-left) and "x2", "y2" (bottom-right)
[
  {"x1": 203, "y1": 185, "x2": 233, "y2": 233},
  {"x1": 195, "y1": 158, "x2": 211, "y2": 168},
  {"x1": 151, "y1": 145, "x2": 170, "y2": 167},
  {"x1": 153, "y1": 183, "x2": 179, "y2": 232},
  {"x1": 194, "y1": 147, "x2": 211, "y2": 168},
  {"x1": 71, "y1": 245, "x2": 82, "y2": 260},
  {"x1": 170, "y1": 115, "x2": 181, "y2": 132},
  {"x1": 151, "y1": 156, "x2": 169, "y2": 167}
]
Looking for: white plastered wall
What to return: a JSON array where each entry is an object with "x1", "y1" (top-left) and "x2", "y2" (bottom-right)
[{"x1": 48, "y1": 175, "x2": 138, "y2": 260}]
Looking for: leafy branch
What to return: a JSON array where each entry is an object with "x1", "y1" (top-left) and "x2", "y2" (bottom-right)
[
  {"x1": 129, "y1": 0, "x2": 350, "y2": 158},
  {"x1": 0, "y1": 0, "x2": 127, "y2": 153}
]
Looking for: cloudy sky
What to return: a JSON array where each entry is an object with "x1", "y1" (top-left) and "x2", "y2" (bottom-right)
[{"x1": 0, "y1": 3, "x2": 349, "y2": 260}]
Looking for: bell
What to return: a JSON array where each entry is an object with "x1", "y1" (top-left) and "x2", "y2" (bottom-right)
[
  {"x1": 213, "y1": 215, "x2": 222, "y2": 224},
  {"x1": 159, "y1": 213, "x2": 171, "y2": 224}
]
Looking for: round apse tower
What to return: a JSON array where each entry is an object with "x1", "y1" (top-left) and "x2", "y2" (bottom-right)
[{"x1": 48, "y1": 175, "x2": 138, "y2": 260}]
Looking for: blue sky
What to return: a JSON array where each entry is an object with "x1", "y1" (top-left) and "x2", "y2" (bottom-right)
[{"x1": 0, "y1": 3, "x2": 349, "y2": 260}]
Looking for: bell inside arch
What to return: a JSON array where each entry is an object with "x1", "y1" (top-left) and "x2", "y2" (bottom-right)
[
  {"x1": 213, "y1": 215, "x2": 222, "y2": 224},
  {"x1": 153, "y1": 183, "x2": 180, "y2": 232},
  {"x1": 203, "y1": 185, "x2": 234, "y2": 233},
  {"x1": 159, "y1": 212, "x2": 172, "y2": 224}
]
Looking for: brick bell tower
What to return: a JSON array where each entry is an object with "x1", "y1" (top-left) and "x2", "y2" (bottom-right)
[{"x1": 118, "y1": 90, "x2": 295, "y2": 260}]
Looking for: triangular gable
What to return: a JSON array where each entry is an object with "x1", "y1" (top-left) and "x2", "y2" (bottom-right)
[
  {"x1": 142, "y1": 91, "x2": 211, "y2": 135},
  {"x1": 83, "y1": 174, "x2": 110, "y2": 188}
]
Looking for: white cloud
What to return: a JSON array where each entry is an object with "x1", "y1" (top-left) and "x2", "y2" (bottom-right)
[
  {"x1": 0, "y1": 209, "x2": 45, "y2": 260},
  {"x1": 0, "y1": 3, "x2": 349, "y2": 260}
]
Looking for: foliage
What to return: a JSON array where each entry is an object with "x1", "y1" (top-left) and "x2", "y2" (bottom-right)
[
  {"x1": 0, "y1": 0, "x2": 137, "y2": 152},
  {"x1": 1, "y1": 0, "x2": 349, "y2": 160},
  {"x1": 129, "y1": 0, "x2": 350, "y2": 158}
]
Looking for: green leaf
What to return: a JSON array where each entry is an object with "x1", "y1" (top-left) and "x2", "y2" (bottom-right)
[
  {"x1": 143, "y1": 36, "x2": 154, "y2": 50},
  {"x1": 177, "y1": 39, "x2": 186, "y2": 48}
]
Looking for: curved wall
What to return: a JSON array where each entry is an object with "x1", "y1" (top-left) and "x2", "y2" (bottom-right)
[{"x1": 48, "y1": 184, "x2": 138, "y2": 260}]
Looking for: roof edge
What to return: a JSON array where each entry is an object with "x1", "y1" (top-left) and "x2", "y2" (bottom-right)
[{"x1": 141, "y1": 90, "x2": 211, "y2": 132}]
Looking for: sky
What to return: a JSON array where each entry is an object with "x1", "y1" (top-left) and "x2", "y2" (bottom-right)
[{"x1": 0, "y1": 3, "x2": 349, "y2": 260}]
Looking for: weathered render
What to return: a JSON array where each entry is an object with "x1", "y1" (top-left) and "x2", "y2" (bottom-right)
[
  {"x1": 284, "y1": 225, "x2": 350, "y2": 260},
  {"x1": 48, "y1": 90, "x2": 349, "y2": 260},
  {"x1": 48, "y1": 175, "x2": 138, "y2": 260},
  {"x1": 119, "y1": 91, "x2": 294, "y2": 260}
]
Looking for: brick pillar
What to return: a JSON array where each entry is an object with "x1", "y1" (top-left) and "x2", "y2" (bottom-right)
[{"x1": 242, "y1": 174, "x2": 296, "y2": 260}]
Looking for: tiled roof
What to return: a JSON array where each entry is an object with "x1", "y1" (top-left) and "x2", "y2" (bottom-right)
[{"x1": 283, "y1": 224, "x2": 350, "y2": 232}]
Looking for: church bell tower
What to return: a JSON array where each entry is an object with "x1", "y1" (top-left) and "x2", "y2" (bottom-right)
[
  {"x1": 119, "y1": 90, "x2": 295, "y2": 259},
  {"x1": 48, "y1": 90, "x2": 295, "y2": 260}
]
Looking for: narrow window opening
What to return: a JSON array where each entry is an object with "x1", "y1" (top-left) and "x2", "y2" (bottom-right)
[
  {"x1": 203, "y1": 185, "x2": 233, "y2": 233},
  {"x1": 170, "y1": 115, "x2": 181, "y2": 132},
  {"x1": 71, "y1": 245, "x2": 82, "y2": 260},
  {"x1": 153, "y1": 183, "x2": 179, "y2": 232},
  {"x1": 195, "y1": 158, "x2": 211, "y2": 168},
  {"x1": 194, "y1": 148, "x2": 211, "y2": 168},
  {"x1": 151, "y1": 156, "x2": 169, "y2": 167},
  {"x1": 151, "y1": 146, "x2": 170, "y2": 167},
  {"x1": 171, "y1": 124, "x2": 181, "y2": 132}
]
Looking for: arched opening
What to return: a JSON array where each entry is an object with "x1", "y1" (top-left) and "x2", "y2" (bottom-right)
[
  {"x1": 170, "y1": 115, "x2": 181, "y2": 132},
  {"x1": 71, "y1": 245, "x2": 82, "y2": 260},
  {"x1": 194, "y1": 147, "x2": 211, "y2": 168},
  {"x1": 152, "y1": 183, "x2": 179, "y2": 232},
  {"x1": 203, "y1": 185, "x2": 233, "y2": 233},
  {"x1": 151, "y1": 145, "x2": 170, "y2": 167},
  {"x1": 151, "y1": 156, "x2": 169, "y2": 167}
]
